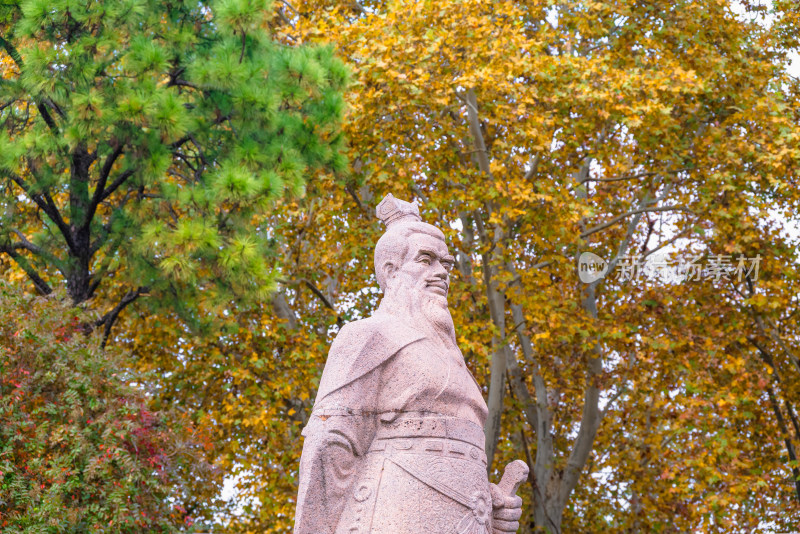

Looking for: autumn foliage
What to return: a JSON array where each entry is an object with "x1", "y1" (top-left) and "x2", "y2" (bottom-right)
[
  {"x1": 0, "y1": 284, "x2": 221, "y2": 531},
  {"x1": 2, "y1": 0, "x2": 800, "y2": 532}
]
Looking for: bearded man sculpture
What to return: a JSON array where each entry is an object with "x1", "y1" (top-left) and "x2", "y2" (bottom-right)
[{"x1": 294, "y1": 194, "x2": 527, "y2": 534}]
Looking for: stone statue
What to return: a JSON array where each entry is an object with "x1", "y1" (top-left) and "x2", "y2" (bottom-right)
[{"x1": 294, "y1": 194, "x2": 528, "y2": 534}]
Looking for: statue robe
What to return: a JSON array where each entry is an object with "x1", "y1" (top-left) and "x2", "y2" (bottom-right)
[{"x1": 294, "y1": 312, "x2": 490, "y2": 534}]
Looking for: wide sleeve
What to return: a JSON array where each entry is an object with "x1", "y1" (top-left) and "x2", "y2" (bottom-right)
[{"x1": 293, "y1": 367, "x2": 381, "y2": 534}]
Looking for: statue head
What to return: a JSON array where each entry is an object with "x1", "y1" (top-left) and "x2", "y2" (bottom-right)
[{"x1": 374, "y1": 194, "x2": 456, "y2": 341}]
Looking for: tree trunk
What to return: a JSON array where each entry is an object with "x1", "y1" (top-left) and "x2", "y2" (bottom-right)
[
  {"x1": 67, "y1": 145, "x2": 95, "y2": 305},
  {"x1": 462, "y1": 88, "x2": 511, "y2": 470}
]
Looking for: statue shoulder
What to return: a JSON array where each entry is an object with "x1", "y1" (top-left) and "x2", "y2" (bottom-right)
[
  {"x1": 331, "y1": 314, "x2": 418, "y2": 349},
  {"x1": 315, "y1": 314, "x2": 425, "y2": 404}
]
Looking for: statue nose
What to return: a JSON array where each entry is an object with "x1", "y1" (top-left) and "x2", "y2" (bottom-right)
[{"x1": 433, "y1": 264, "x2": 448, "y2": 278}]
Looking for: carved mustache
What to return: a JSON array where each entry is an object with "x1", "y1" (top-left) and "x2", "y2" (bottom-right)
[{"x1": 425, "y1": 278, "x2": 449, "y2": 293}]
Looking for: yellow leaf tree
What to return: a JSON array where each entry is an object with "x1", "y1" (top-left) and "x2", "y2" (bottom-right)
[{"x1": 129, "y1": 0, "x2": 800, "y2": 531}]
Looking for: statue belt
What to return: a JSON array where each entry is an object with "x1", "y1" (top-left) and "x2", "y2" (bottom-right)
[{"x1": 369, "y1": 417, "x2": 487, "y2": 466}]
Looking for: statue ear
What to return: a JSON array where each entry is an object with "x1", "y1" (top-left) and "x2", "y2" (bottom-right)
[{"x1": 382, "y1": 261, "x2": 397, "y2": 282}]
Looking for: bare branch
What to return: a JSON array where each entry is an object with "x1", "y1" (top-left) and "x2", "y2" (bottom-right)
[
  {"x1": 641, "y1": 224, "x2": 694, "y2": 260},
  {"x1": 6, "y1": 171, "x2": 77, "y2": 254},
  {"x1": 96, "y1": 287, "x2": 148, "y2": 347},
  {"x1": 10, "y1": 229, "x2": 44, "y2": 256},
  {"x1": 99, "y1": 144, "x2": 124, "y2": 187},
  {"x1": 9, "y1": 229, "x2": 68, "y2": 275},
  {"x1": 559, "y1": 312, "x2": 603, "y2": 504},
  {"x1": 171, "y1": 135, "x2": 193, "y2": 150},
  {"x1": 509, "y1": 300, "x2": 551, "y2": 446},
  {"x1": 349, "y1": 0, "x2": 367, "y2": 14},
  {"x1": 345, "y1": 184, "x2": 370, "y2": 215},
  {"x1": 0, "y1": 244, "x2": 52, "y2": 295},
  {"x1": 189, "y1": 134, "x2": 211, "y2": 166},
  {"x1": 84, "y1": 144, "x2": 125, "y2": 226},
  {"x1": 766, "y1": 385, "x2": 800, "y2": 503},
  {"x1": 280, "y1": 0, "x2": 300, "y2": 14},
  {"x1": 523, "y1": 153, "x2": 541, "y2": 181},
  {"x1": 505, "y1": 263, "x2": 551, "y2": 448},
  {"x1": 88, "y1": 232, "x2": 126, "y2": 298},
  {"x1": 750, "y1": 300, "x2": 800, "y2": 376},
  {"x1": 464, "y1": 89, "x2": 492, "y2": 177},
  {"x1": 272, "y1": 290, "x2": 299, "y2": 330},
  {"x1": 582, "y1": 168, "x2": 686, "y2": 184},
  {"x1": 43, "y1": 97, "x2": 65, "y2": 119},
  {"x1": 581, "y1": 205, "x2": 688, "y2": 239},
  {"x1": 276, "y1": 8, "x2": 297, "y2": 29},
  {"x1": 302, "y1": 278, "x2": 344, "y2": 327},
  {"x1": 0, "y1": 99, "x2": 17, "y2": 113},
  {"x1": 99, "y1": 169, "x2": 136, "y2": 203},
  {"x1": 169, "y1": 79, "x2": 199, "y2": 90}
]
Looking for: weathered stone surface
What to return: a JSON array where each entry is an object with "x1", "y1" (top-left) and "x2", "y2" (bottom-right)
[{"x1": 295, "y1": 194, "x2": 527, "y2": 534}]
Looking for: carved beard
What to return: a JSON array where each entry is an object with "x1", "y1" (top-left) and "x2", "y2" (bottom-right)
[{"x1": 381, "y1": 271, "x2": 456, "y2": 345}]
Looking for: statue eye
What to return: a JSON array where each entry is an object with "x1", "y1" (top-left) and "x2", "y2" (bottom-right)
[{"x1": 419, "y1": 256, "x2": 431, "y2": 265}]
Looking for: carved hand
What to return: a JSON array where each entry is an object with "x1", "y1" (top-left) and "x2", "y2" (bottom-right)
[
  {"x1": 490, "y1": 483, "x2": 523, "y2": 533},
  {"x1": 490, "y1": 459, "x2": 528, "y2": 533}
]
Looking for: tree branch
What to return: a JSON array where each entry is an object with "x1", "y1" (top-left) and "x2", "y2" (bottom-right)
[
  {"x1": 581, "y1": 168, "x2": 686, "y2": 184},
  {"x1": 344, "y1": 184, "x2": 370, "y2": 215},
  {"x1": 559, "y1": 273, "x2": 604, "y2": 506},
  {"x1": 558, "y1": 154, "x2": 609, "y2": 507},
  {"x1": 96, "y1": 287, "x2": 148, "y2": 347},
  {"x1": 8, "y1": 229, "x2": 68, "y2": 275},
  {"x1": 168, "y1": 79, "x2": 199, "y2": 90},
  {"x1": 523, "y1": 153, "x2": 541, "y2": 181},
  {"x1": 506, "y1": 262, "x2": 551, "y2": 447},
  {"x1": 99, "y1": 169, "x2": 136, "y2": 203},
  {"x1": 580, "y1": 205, "x2": 688, "y2": 239},
  {"x1": 767, "y1": 385, "x2": 800, "y2": 503},
  {"x1": 90, "y1": 190, "x2": 134, "y2": 255},
  {"x1": 640, "y1": 225, "x2": 694, "y2": 261},
  {"x1": 0, "y1": 36, "x2": 59, "y2": 133},
  {"x1": 464, "y1": 88, "x2": 508, "y2": 469},
  {"x1": 0, "y1": 244, "x2": 52, "y2": 295},
  {"x1": 85, "y1": 144, "x2": 124, "y2": 225},
  {"x1": 87, "y1": 232, "x2": 126, "y2": 298},
  {"x1": 464, "y1": 89, "x2": 492, "y2": 177},
  {"x1": 302, "y1": 278, "x2": 343, "y2": 327},
  {"x1": 6, "y1": 171, "x2": 77, "y2": 254},
  {"x1": 509, "y1": 299, "x2": 553, "y2": 475},
  {"x1": 271, "y1": 290, "x2": 299, "y2": 330}
]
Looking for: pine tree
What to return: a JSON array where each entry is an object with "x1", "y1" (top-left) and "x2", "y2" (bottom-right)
[{"x1": 0, "y1": 0, "x2": 348, "y2": 339}]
